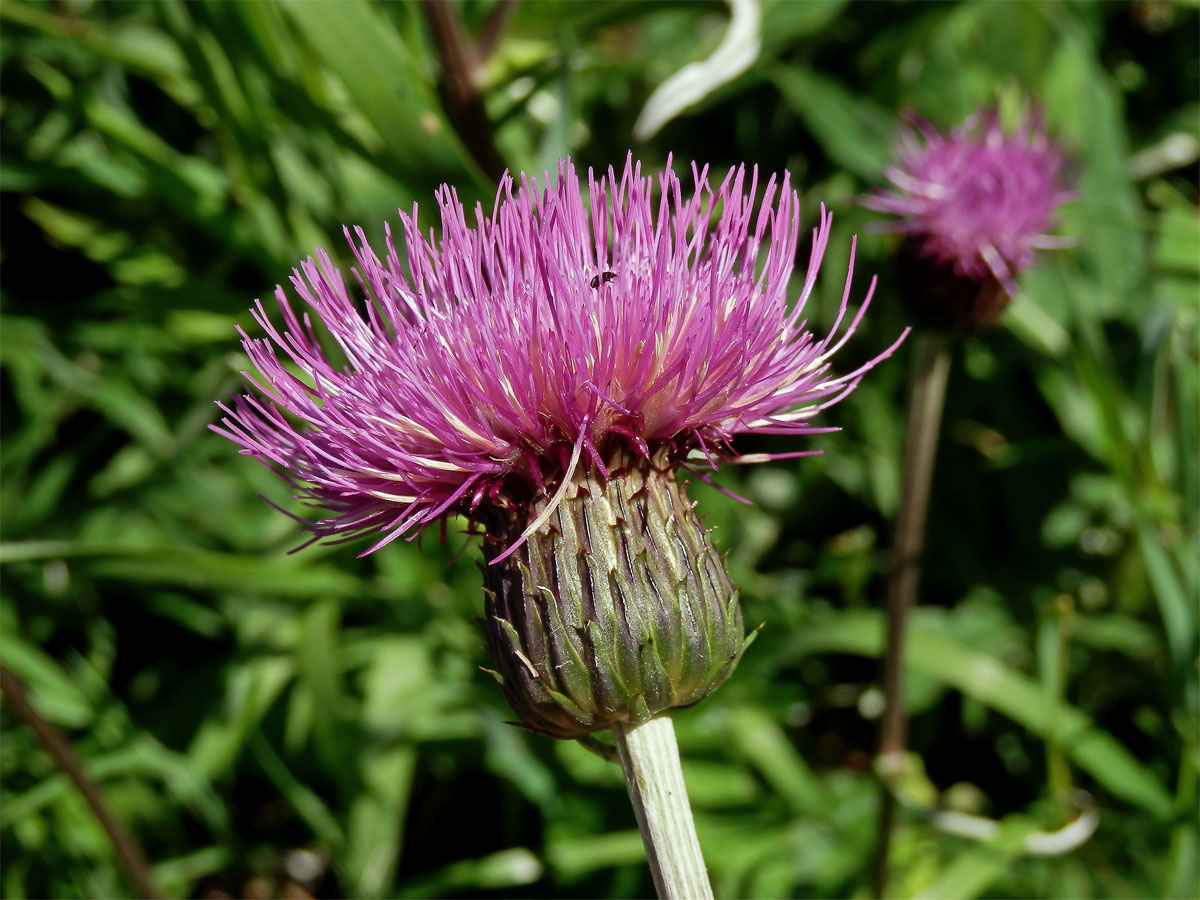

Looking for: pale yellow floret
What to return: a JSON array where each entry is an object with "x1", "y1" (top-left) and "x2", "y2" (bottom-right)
[
  {"x1": 410, "y1": 455, "x2": 470, "y2": 472},
  {"x1": 443, "y1": 410, "x2": 493, "y2": 446},
  {"x1": 743, "y1": 404, "x2": 819, "y2": 428},
  {"x1": 497, "y1": 373, "x2": 520, "y2": 405},
  {"x1": 368, "y1": 489, "x2": 420, "y2": 503},
  {"x1": 366, "y1": 414, "x2": 443, "y2": 443},
  {"x1": 361, "y1": 466, "x2": 415, "y2": 482}
]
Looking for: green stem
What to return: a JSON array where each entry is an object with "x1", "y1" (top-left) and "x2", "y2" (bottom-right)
[
  {"x1": 1046, "y1": 594, "x2": 1076, "y2": 816},
  {"x1": 873, "y1": 331, "x2": 952, "y2": 897},
  {"x1": 611, "y1": 715, "x2": 713, "y2": 900}
]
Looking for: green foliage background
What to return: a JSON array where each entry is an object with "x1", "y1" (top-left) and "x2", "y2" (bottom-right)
[{"x1": 1, "y1": 1, "x2": 1197, "y2": 897}]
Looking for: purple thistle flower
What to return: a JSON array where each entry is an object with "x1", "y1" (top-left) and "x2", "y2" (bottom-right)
[
  {"x1": 865, "y1": 109, "x2": 1073, "y2": 298},
  {"x1": 215, "y1": 155, "x2": 906, "y2": 738},
  {"x1": 215, "y1": 156, "x2": 904, "y2": 560}
]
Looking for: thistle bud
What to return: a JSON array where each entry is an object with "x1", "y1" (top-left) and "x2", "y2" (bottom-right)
[
  {"x1": 481, "y1": 452, "x2": 744, "y2": 739},
  {"x1": 864, "y1": 108, "x2": 1073, "y2": 334}
]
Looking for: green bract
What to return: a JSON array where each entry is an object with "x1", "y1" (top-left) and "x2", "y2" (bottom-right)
[{"x1": 481, "y1": 452, "x2": 750, "y2": 738}]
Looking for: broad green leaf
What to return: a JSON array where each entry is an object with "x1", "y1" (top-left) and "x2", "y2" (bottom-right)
[
  {"x1": 152, "y1": 847, "x2": 232, "y2": 900},
  {"x1": 1045, "y1": 34, "x2": 1146, "y2": 319},
  {"x1": 912, "y1": 816, "x2": 1039, "y2": 900},
  {"x1": 345, "y1": 744, "x2": 416, "y2": 898},
  {"x1": 771, "y1": 65, "x2": 895, "y2": 179},
  {"x1": 248, "y1": 730, "x2": 345, "y2": 851},
  {"x1": 545, "y1": 829, "x2": 645, "y2": 878},
  {"x1": 187, "y1": 656, "x2": 294, "y2": 779},
  {"x1": 1138, "y1": 526, "x2": 1195, "y2": 669},
  {"x1": 396, "y1": 847, "x2": 543, "y2": 898},
  {"x1": 0, "y1": 634, "x2": 94, "y2": 729},
  {"x1": 1164, "y1": 823, "x2": 1200, "y2": 900},
  {"x1": 726, "y1": 705, "x2": 827, "y2": 815},
  {"x1": 0, "y1": 3, "x2": 200, "y2": 105},
  {"x1": 2, "y1": 735, "x2": 228, "y2": 833},
  {"x1": 0, "y1": 541, "x2": 365, "y2": 598},
  {"x1": 280, "y1": 0, "x2": 484, "y2": 191},
  {"x1": 83, "y1": 95, "x2": 229, "y2": 210},
  {"x1": 1008, "y1": 264, "x2": 1071, "y2": 357},
  {"x1": 1154, "y1": 204, "x2": 1200, "y2": 277},
  {"x1": 481, "y1": 710, "x2": 560, "y2": 809},
  {"x1": 760, "y1": 0, "x2": 849, "y2": 55},
  {"x1": 297, "y1": 598, "x2": 350, "y2": 773}
]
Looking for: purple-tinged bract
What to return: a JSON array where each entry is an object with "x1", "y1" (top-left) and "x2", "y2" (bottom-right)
[
  {"x1": 215, "y1": 156, "x2": 903, "y2": 559},
  {"x1": 865, "y1": 109, "x2": 1073, "y2": 297}
]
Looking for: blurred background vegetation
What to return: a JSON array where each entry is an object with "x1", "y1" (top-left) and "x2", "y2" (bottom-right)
[{"x1": 1, "y1": 0, "x2": 1197, "y2": 897}]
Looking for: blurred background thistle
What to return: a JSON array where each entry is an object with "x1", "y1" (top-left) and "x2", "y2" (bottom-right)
[
  {"x1": 1, "y1": 2, "x2": 1197, "y2": 899},
  {"x1": 862, "y1": 103, "x2": 1077, "y2": 896}
]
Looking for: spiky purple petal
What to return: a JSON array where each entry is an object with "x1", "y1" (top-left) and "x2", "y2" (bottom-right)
[{"x1": 214, "y1": 156, "x2": 904, "y2": 553}]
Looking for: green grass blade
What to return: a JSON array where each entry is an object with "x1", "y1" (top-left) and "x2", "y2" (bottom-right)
[{"x1": 790, "y1": 610, "x2": 1174, "y2": 818}]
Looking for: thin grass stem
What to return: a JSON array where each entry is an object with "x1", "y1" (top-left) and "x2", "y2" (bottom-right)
[{"x1": 419, "y1": 0, "x2": 506, "y2": 180}]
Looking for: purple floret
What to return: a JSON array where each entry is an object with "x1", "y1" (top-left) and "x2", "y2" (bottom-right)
[
  {"x1": 865, "y1": 110, "x2": 1073, "y2": 295},
  {"x1": 214, "y1": 155, "x2": 905, "y2": 555}
]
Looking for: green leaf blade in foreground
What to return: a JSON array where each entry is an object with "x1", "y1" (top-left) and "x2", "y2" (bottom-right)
[
  {"x1": 279, "y1": 0, "x2": 484, "y2": 192},
  {"x1": 788, "y1": 610, "x2": 1174, "y2": 819},
  {"x1": 770, "y1": 65, "x2": 895, "y2": 179},
  {"x1": 912, "y1": 815, "x2": 1040, "y2": 900},
  {"x1": 0, "y1": 541, "x2": 363, "y2": 598}
]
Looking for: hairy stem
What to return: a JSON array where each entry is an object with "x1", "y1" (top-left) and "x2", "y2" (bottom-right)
[
  {"x1": 611, "y1": 715, "x2": 713, "y2": 900},
  {"x1": 0, "y1": 664, "x2": 162, "y2": 900},
  {"x1": 872, "y1": 331, "x2": 951, "y2": 897}
]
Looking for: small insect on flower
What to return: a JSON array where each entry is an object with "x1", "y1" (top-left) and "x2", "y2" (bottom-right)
[{"x1": 214, "y1": 155, "x2": 906, "y2": 737}]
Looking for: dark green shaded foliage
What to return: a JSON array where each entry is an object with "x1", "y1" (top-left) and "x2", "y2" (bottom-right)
[{"x1": 1, "y1": 1, "x2": 1196, "y2": 898}]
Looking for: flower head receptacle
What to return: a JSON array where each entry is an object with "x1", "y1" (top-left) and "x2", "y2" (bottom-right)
[
  {"x1": 482, "y1": 447, "x2": 745, "y2": 738},
  {"x1": 214, "y1": 156, "x2": 905, "y2": 737}
]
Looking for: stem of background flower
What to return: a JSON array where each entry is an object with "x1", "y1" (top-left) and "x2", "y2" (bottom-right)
[
  {"x1": 418, "y1": 0, "x2": 507, "y2": 180},
  {"x1": 611, "y1": 715, "x2": 713, "y2": 900},
  {"x1": 0, "y1": 664, "x2": 162, "y2": 900},
  {"x1": 872, "y1": 330, "x2": 951, "y2": 898}
]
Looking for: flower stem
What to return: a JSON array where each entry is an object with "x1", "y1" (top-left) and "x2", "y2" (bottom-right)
[
  {"x1": 418, "y1": 0, "x2": 506, "y2": 180},
  {"x1": 611, "y1": 715, "x2": 713, "y2": 900},
  {"x1": 873, "y1": 330, "x2": 951, "y2": 897},
  {"x1": 0, "y1": 664, "x2": 162, "y2": 900}
]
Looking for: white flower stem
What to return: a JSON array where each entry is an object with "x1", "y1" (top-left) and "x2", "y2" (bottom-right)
[{"x1": 611, "y1": 715, "x2": 713, "y2": 900}]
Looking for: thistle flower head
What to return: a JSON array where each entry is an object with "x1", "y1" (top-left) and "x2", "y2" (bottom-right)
[
  {"x1": 215, "y1": 156, "x2": 903, "y2": 559},
  {"x1": 215, "y1": 156, "x2": 904, "y2": 737},
  {"x1": 865, "y1": 109, "x2": 1073, "y2": 298}
]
